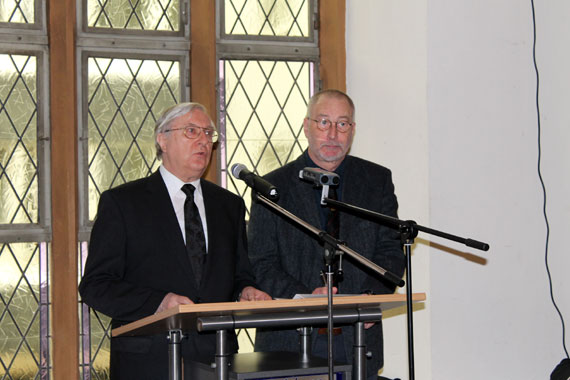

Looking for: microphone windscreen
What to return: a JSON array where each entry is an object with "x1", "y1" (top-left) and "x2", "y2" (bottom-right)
[{"x1": 231, "y1": 163, "x2": 246, "y2": 178}]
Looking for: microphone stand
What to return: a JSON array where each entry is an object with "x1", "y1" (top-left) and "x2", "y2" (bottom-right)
[
  {"x1": 323, "y1": 197, "x2": 489, "y2": 380},
  {"x1": 253, "y1": 193, "x2": 405, "y2": 380}
]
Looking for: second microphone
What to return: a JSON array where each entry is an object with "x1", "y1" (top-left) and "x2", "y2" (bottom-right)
[{"x1": 231, "y1": 163, "x2": 279, "y2": 201}]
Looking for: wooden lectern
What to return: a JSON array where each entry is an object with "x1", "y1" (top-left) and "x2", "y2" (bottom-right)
[{"x1": 113, "y1": 293, "x2": 426, "y2": 380}]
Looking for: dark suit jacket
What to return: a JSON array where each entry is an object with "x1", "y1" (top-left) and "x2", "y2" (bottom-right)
[
  {"x1": 79, "y1": 170, "x2": 257, "y2": 379},
  {"x1": 248, "y1": 153, "x2": 406, "y2": 375}
]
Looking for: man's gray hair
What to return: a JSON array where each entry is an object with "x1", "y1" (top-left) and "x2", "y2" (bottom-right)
[
  {"x1": 154, "y1": 102, "x2": 215, "y2": 159},
  {"x1": 305, "y1": 89, "x2": 356, "y2": 120}
]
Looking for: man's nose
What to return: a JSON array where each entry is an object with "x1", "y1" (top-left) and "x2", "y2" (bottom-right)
[
  {"x1": 196, "y1": 128, "x2": 210, "y2": 144},
  {"x1": 327, "y1": 123, "x2": 338, "y2": 139}
]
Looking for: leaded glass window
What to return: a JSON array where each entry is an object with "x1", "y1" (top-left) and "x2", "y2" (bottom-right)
[
  {"x1": 79, "y1": 51, "x2": 185, "y2": 380},
  {"x1": 224, "y1": 0, "x2": 310, "y2": 37},
  {"x1": 218, "y1": 0, "x2": 318, "y2": 354},
  {"x1": 0, "y1": 242, "x2": 50, "y2": 379},
  {"x1": 0, "y1": 0, "x2": 35, "y2": 24},
  {"x1": 78, "y1": 0, "x2": 190, "y2": 228},
  {"x1": 217, "y1": 0, "x2": 317, "y2": 217},
  {"x1": 79, "y1": 242, "x2": 110, "y2": 380},
  {"x1": 0, "y1": 54, "x2": 39, "y2": 225},
  {"x1": 78, "y1": 0, "x2": 190, "y2": 377},
  {"x1": 220, "y1": 59, "x2": 311, "y2": 212},
  {"x1": 0, "y1": 52, "x2": 50, "y2": 377},
  {"x1": 86, "y1": 0, "x2": 182, "y2": 32},
  {"x1": 84, "y1": 55, "x2": 181, "y2": 220},
  {"x1": 0, "y1": 0, "x2": 51, "y2": 373}
]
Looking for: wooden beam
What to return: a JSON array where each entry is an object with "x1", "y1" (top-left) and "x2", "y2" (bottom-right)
[
  {"x1": 48, "y1": 0, "x2": 79, "y2": 378},
  {"x1": 190, "y1": 0, "x2": 218, "y2": 183},
  {"x1": 319, "y1": 0, "x2": 346, "y2": 91}
]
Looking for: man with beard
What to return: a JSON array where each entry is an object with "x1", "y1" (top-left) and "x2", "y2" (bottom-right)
[{"x1": 248, "y1": 89, "x2": 406, "y2": 379}]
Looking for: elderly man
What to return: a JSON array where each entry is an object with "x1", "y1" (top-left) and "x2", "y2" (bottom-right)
[
  {"x1": 248, "y1": 89, "x2": 406, "y2": 379},
  {"x1": 79, "y1": 102, "x2": 270, "y2": 379}
]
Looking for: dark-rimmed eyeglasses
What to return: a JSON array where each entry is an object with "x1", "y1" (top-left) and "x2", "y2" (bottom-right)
[
  {"x1": 163, "y1": 124, "x2": 219, "y2": 143},
  {"x1": 308, "y1": 118, "x2": 354, "y2": 133}
]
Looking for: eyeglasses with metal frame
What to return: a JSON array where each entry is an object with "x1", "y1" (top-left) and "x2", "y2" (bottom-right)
[
  {"x1": 307, "y1": 118, "x2": 354, "y2": 133},
  {"x1": 163, "y1": 124, "x2": 219, "y2": 143}
]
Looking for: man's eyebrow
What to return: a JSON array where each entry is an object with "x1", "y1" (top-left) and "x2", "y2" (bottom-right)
[
  {"x1": 315, "y1": 114, "x2": 351, "y2": 120},
  {"x1": 183, "y1": 123, "x2": 215, "y2": 129}
]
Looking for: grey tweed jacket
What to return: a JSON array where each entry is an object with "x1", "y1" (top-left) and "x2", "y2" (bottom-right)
[{"x1": 248, "y1": 152, "x2": 406, "y2": 375}]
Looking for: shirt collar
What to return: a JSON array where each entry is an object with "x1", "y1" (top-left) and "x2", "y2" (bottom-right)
[{"x1": 159, "y1": 165, "x2": 202, "y2": 197}]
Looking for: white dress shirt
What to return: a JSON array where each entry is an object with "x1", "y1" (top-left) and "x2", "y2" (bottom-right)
[{"x1": 159, "y1": 165, "x2": 209, "y2": 252}]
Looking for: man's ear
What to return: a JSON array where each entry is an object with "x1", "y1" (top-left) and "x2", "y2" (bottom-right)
[
  {"x1": 156, "y1": 132, "x2": 168, "y2": 153},
  {"x1": 302, "y1": 117, "x2": 310, "y2": 137}
]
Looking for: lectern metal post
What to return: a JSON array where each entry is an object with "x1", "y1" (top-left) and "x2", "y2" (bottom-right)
[
  {"x1": 298, "y1": 327, "x2": 312, "y2": 363},
  {"x1": 215, "y1": 329, "x2": 229, "y2": 380},
  {"x1": 167, "y1": 329, "x2": 183, "y2": 380},
  {"x1": 353, "y1": 321, "x2": 365, "y2": 380}
]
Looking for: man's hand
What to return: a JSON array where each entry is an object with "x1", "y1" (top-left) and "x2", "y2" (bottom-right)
[
  {"x1": 239, "y1": 286, "x2": 272, "y2": 301},
  {"x1": 155, "y1": 292, "x2": 194, "y2": 314},
  {"x1": 311, "y1": 286, "x2": 338, "y2": 295}
]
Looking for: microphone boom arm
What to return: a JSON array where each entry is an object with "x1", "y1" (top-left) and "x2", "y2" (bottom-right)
[{"x1": 323, "y1": 198, "x2": 489, "y2": 251}]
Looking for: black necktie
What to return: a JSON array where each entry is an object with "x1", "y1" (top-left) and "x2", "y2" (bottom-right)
[{"x1": 181, "y1": 184, "x2": 207, "y2": 287}]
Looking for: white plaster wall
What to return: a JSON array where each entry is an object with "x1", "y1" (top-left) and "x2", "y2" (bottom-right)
[
  {"x1": 346, "y1": 1, "x2": 570, "y2": 379},
  {"x1": 346, "y1": 1, "x2": 431, "y2": 379}
]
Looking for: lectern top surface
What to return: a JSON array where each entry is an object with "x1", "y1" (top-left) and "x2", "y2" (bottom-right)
[{"x1": 112, "y1": 293, "x2": 426, "y2": 338}]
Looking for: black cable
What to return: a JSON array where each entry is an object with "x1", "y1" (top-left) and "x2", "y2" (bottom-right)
[{"x1": 531, "y1": 0, "x2": 569, "y2": 360}]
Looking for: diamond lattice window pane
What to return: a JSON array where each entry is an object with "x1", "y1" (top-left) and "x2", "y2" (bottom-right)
[
  {"x1": 0, "y1": 54, "x2": 38, "y2": 225},
  {"x1": 221, "y1": 59, "x2": 311, "y2": 214},
  {"x1": 237, "y1": 328, "x2": 256, "y2": 353},
  {"x1": 79, "y1": 243, "x2": 111, "y2": 380},
  {"x1": 87, "y1": 0, "x2": 180, "y2": 31},
  {"x1": 0, "y1": 243, "x2": 49, "y2": 379},
  {"x1": 79, "y1": 306, "x2": 111, "y2": 380},
  {"x1": 87, "y1": 56, "x2": 180, "y2": 220},
  {"x1": 225, "y1": 0, "x2": 310, "y2": 37},
  {"x1": 0, "y1": 0, "x2": 35, "y2": 23},
  {"x1": 88, "y1": 309, "x2": 111, "y2": 380}
]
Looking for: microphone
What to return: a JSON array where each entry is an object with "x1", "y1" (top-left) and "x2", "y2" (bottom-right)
[
  {"x1": 299, "y1": 167, "x2": 340, "y2": 186},
  {"x1": 231, "y1": 163, "x2": 279, "y2": 200}
]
